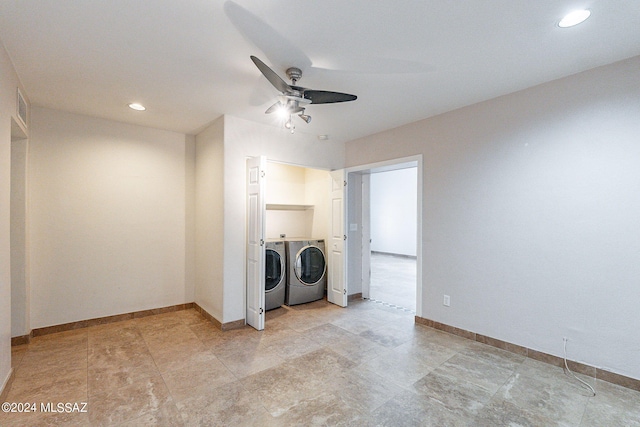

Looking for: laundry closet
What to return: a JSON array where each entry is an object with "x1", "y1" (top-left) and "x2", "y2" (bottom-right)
[{"x1": 263, "y1": 161, "x2": 331, "y2": 312}]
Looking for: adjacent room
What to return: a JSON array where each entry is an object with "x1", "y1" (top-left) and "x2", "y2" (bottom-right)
[{"x1": 1, "y1": 1, "x2": 639, "y2": 425}]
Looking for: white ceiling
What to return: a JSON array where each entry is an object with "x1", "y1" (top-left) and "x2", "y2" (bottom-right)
[{"x1": 1, "y1": 1, "x2": 639, "y2": 143}]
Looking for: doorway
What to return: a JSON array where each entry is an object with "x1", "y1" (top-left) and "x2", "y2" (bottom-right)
[
  {"x1": 345, "y1": 156, "x2": 422, "y2": 317},
  {"x1": 369, "y1": 167, "x2": 417, "y2": 313}
]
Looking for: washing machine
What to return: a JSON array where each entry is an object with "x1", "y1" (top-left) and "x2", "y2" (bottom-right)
[
  {"x1": 265, "y1": 240, "x2": 286, "y2": 311},
  {"x1": 285, "y1": 239, "x2": 327, "y2": 305}
]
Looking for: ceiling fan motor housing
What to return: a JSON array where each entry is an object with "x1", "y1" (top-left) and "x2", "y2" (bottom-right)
[{"x1": 286, "y1": 67, "x2": 303, "y2": 84}]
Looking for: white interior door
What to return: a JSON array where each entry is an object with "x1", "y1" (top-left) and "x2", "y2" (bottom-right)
[
  {"x1": 328, "y1": 169, "x2": 347, "y2": 307},
  {"x1": 246, "y1": 156, "x2": 266, "y2": 330}
]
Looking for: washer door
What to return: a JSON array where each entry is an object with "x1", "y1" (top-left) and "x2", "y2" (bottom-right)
[
  {"x1": 265, "y1": 248, "x2": 283, "y2": 292},
  {"x1": 294, "y1": 245, "x2": 326, "y2": 285}
]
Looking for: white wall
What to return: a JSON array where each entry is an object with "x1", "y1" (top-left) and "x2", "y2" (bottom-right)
[
  {"x1": 220, "y1": 116, "x2": 344, "y2": 323},
  {"x1": 194, "y1": 117, "x2": 224, "y2": 320},
  {"x1": 265, "y1": 162, "x2": 313, "y2": 239},
  {"x1": 345, "y1": 56, "x2": 640, "y2": 381},
  {"x1": 28, "y1": 107, "x2": 193, "y2": 328},
  {"x1": 305, "y1": 168, "x2": 331, "y2": 240},
  {"x1": 370, "y1": 168, "x2": 417, "y2": 256},
  {"x1": 264, "y1": 163, "x2": 331, "y2": 240}
]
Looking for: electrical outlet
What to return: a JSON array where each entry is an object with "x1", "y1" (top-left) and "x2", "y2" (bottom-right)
[{"x1": 443, "y1": 295, "x2": 451, "y2": 307}]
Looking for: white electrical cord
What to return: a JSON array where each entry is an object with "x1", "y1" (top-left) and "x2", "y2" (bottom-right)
[{"x1": 563, "y1": 338, "x2": 596, "y2": 396}]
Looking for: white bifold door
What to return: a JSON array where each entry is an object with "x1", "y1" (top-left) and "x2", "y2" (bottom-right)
[
  {"x1": 246, "y1": 156, "x2": 266, "y2": 330},
  {"x1": 328, "y1": 169, "x2": 347, "y2": 307}
]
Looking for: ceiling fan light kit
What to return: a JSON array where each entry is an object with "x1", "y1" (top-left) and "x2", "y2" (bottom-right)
[{"x1": 250, "y1": 55, "x2": 357, "y2": 133}]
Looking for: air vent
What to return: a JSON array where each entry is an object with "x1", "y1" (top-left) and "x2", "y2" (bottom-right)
[{"x1": 16, "y1": 88, "x2": 27, "y2": 129}]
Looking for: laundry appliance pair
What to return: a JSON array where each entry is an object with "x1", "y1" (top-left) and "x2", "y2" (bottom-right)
[{"x1": 264, "y1": 238, "x2": 327, "y2": 310}]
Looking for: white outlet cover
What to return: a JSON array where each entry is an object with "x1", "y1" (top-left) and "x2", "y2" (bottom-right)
[{"x1": 443, "y1": 295, "x2": 451, "y2": 307}]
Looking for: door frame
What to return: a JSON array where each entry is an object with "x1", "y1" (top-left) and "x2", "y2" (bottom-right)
[{"x1": 345, "y1": 155, "x2": 423, "y2": 317}]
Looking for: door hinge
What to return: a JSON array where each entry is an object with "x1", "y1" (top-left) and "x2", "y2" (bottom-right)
[
  {"x1": 260, "y1": 170, "x2": 265, "y2": 178},
  {"x1": 343, "y1": 289, "x2": 347, "y2": 295},
  {"x1": 343, "y1": 235, "x2": 347, "y2": 241},
  {"x1": 260, "y1": 239, "x2": 264, "y2": 246},
  {"x1": 259, "y1": 308, "x2": 264, "y2": 314},
  {"x1": 343, "y1": 180, "x2": 347, "y2": 187}
]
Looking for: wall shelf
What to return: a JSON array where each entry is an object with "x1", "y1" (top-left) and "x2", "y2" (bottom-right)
[{"x1": 266, "y1": 204, "x2": 314, "y2": 211}]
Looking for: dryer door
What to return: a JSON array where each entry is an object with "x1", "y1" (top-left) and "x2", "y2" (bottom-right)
[
  {"x1": 265, "y1": 248, "x2": 283, "y2": 292},
  {"x1": 294, "y1": 246, "x2": 326, "y2": 285}
]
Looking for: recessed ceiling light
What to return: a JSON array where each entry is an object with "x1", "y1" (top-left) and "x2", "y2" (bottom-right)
[
  {"x1": 128, "y1": 103, "x2": 146, "y2": 111},
  {"x1": 558, "y1": 9, "x2": 591, "y2": 28},
  {"x1": 317, "y1": 135, "x2": 329, "y2": 141}
]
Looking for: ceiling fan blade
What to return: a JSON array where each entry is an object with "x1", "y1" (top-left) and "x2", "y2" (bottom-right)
[
  {"x1": 265, "y1": 102, "x2": 305, "y2": 115},
  {"x1": 251, "y1": 56, "x2": 291, "y2": 94},
  {"x1": 303, "y1": 90, "x2": 357, "y2": 104},
  {"x1": 264, "y1": 101, "x2": 282, "y2": 114}
]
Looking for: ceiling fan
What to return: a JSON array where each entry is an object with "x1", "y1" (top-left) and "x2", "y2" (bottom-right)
[{"x1": 250, "y1": 55, "x2": 357, "y2": 132}]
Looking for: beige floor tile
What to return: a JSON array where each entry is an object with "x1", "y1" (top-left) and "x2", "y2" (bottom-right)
[
  {"x1": 270, "y1": 309, "x2": 329, "y2": 332},
  {"x1": 372, "y1": 389, "x2": 472, "y2": 427},
  {"x1": 330, "y1": 367, "x2": 406, "y2": 413},
  {"x1": 176, "y1": 380, "x2": 277, "y2": 427},
  {"x1": 4, "y1": 298, "x2": 635, "y2": 426},
  {"x1": 147, "y1": 340, "x2": 208, "y2": 373},
  {"x1": 161, "y1": 355, "x2": 237, "y2": 402},
  {"x1": 412, "y1": 370, "x2": 494, "y2": 419},
  {"x1": 290, "y1": 347, "x2": 358, "y2": 379},
  {"x1": 201, "y1": 325, "x2": 260, "y2": 348},
  {"x1": 0, "y1": 407, "x2": 90, "y2": 427},
  {"x1": 17, "y1": 348, "x2": 88, "y2": 378},
  {"x1": 241, "y1": 362, "x2": 326, "y2": 416},
  {"x1": 10, "y1": 345, "x2": 27, "y2": 368},
  {"x1": 263, "y1": 329, "x2": 325, "y2": 360},
  {"x1": 216, "y1": 343, "x2": 284, "y2": 378},
  {"x1": 359, "y1": 324, "x2": 415, "y2": 348},
  {"x1": 370, "y1": 252, "x2": 417, "y2": 313},
  {"x1": 459, "y1": 340, "x2": 526, "y2": 371},
  {"x1": 88, "y1": 320, "x2": 143, "y2": 348},
  {"x1": 88, "y1": 373, "x2": 172, "y2": 425},
  {"x1": 306, "y1": 322, "x2": 358, "y2": 346},
  {"x1": 117, "y1": 401, "x2": 185, "y2": 427},
  {"x1": 330, "y1": 333, "x2": 394, "y2": 364},
  {"x1": 580, "y1": 379, "x2": 640, "y2": 426},
  {"x1": 473, "y1": 399, "x2": 559, "y2": 427},
  {"x1": 359, "y1": 350, "x2": 436, "y2": 388},
  {"x1": 491, "y1": 370, "x2": 590, "y2": 426},
  {"x1": 433, "y1": 353, "x2": 515, "y2": 394},
  {"x1": 393, "y1": 339, "x2": 457, "y2": 369},
  {"x1": 7, "y1": 365, "x2": 87, "y2": 403},
  {"x1": 272, "y1": 390, "x2": 368, "y2": 426},
  {"x1": 330, "y1": 313, "x2": 389, "y2": 335}
]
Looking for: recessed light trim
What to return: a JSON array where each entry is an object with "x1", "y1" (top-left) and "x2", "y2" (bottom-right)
[
  {"x1": 128, "y1": 103, "x2": 146, "y2": 111},
  {"x1": 317, "y1": 134, "x2": 329, "y2": 141},
  {"x1": 558, "y1": 9, "x2": 591, "y2": 28}
]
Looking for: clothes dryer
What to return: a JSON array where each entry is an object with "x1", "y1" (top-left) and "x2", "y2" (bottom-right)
[
  {"x1": 285, "y1": 239, "x2": 326, "y2": 305},
  {"x1": 265, "y1": 240, "x2": 286, "y2": 311}
]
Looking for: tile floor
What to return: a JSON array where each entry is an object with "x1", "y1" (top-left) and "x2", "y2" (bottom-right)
[
  {"x1": 2, "y1": 300, "x2": 639, "y2": 426},
  {"x1": 370, "y1": 252, "x2": 416, "y2": 313}
]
